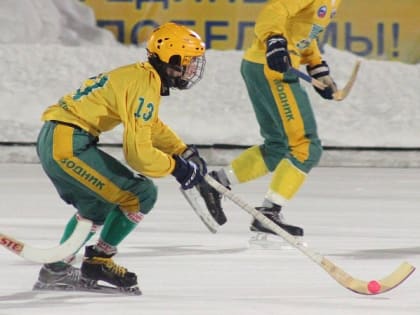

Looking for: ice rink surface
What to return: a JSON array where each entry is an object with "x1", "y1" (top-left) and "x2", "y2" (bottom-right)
[{"x1": 0, "y1": 163, "x2": 419, "y2": 315}]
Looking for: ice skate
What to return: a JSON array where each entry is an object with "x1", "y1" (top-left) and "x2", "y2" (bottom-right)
[
  {"x1": 249, "y1": 205, "x2": 305, "y2": 249},
  {"x1": 81, "y1": 245, "x2": 141, "y2": 295},
  {"x1": 195, "y1": 170, "x2": 228, "y2": 225},
  {"x1": 33, "y1": 262, "x2": 86, "y2": 291},
  {"x1": 248, "y1": 231, "x2": 295, "y2": 249}
]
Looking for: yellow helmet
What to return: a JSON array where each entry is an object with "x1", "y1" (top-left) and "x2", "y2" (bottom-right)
[
  {"x1": 147, "y1": 22, "x2": 206, "y2": 93},
  {"x1": 147, "y1": 22, "x2": 205, "y2": 66}
]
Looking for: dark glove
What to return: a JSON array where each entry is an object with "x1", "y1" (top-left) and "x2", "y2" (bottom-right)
[
  {"x1": 266, "y1": 35, "x2": 291, "y2": 73},
  {"x1": 181, "y1": 145, "x2": 207, "y2": 176},
  {"x1": 172, "y1": 155, "x2": 204, "y2": 190},
  {"x1": 306, "y1": 60, "x2": 337, "y2": 100}
]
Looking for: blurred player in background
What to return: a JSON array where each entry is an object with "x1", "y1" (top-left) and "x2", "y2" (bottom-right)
[{"x1": 208, "y1": 0, "x2": 342, "y2": 239}]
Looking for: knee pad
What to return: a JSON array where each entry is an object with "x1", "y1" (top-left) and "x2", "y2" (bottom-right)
[
  {"x1": 310, "y1": 142, "x2": 323, "y2": 168},
  {"x1": 138, "y1": 182, "x2": 158, "y2": 215},
  {"x1": 118, "y1": 178, "x2": 158, "y2": 215},
  {"x1": 231, "y1": 145, "x2": 270, "y2": 183}
]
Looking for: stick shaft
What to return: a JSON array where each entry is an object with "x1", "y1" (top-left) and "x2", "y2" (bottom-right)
[
  {"x1": 288, "y1": 67, "x2": 327, "y2": 90},
  {"x1": 289, "y1": 60, "x2": 361, "y2": 101},
  {"x1": 204, "y1": 174, "x2": 415, "y2": 295}
]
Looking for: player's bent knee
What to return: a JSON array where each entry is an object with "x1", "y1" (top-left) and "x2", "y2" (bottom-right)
[
  {"x1": 310, "y1": 143, "x2": 323, "y2": 167},
  {"x1": 120, "y1": 179, "x2": 158, "y2": 215},
  {"x1": 139, "y1": 183, "x2": 158, "y2": 215}
]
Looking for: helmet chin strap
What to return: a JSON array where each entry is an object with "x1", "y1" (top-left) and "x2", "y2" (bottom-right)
[
  {"x1": 148, "y1": 54, "x2": 173, "y2": 95},
  {"x1": 174, "y1": 79, "x2": 189, "y2": 90}
]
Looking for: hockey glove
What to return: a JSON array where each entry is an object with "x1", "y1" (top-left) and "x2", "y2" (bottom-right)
[
  {"x1": 172, "y1": 155, "x2": 204, "y2": 190},
  {"x1": 266, "y1": 35, "x2": 291, "y2": 73},
  {"x1": 181, "y1": 145, "x2": 207, "y2": 176},
  {"x1": 306, "y1": 60, "x2": 338, "y2": 100}
]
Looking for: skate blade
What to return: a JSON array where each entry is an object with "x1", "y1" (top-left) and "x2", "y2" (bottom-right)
[
  {"x1": 33, "y1": 280, "x2": 79, "y2": 292},
  {"x1": 87, "y1": 281, "x2": 142, "y2": 296},
  {"x1": 33, "y1": 280, "x2": 142, "y2": 296},
  {"x1": 248, "y1": 232, "x2": 306, "y2": 250}
]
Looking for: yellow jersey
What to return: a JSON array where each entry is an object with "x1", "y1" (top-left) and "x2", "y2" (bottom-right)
[
  {"x1": 244, "y1": 0, "x2": 341, "y2": 67},
  {"x1": 42, "y1": 62, "x2": 187, "y2": 178}
]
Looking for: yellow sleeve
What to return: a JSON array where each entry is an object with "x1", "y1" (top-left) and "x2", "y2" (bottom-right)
[
  {"x1": 123, "y1": 122, "x2": 177, "y2": 178},
  {"x1": 121, "y1": 63, "x2": 178, "y2": 178},
  {"x1": 152, "y1": 118, "x2": 187, "y2": 156},
  {"x1": 254, "y1": 0, "x2": 314, "y2": 42}
]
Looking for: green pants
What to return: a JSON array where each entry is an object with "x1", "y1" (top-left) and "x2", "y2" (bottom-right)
[
  {"x1": 240, "y1": 60, "x2": 322, "y2": 173},
  {"x1": 37, "y1": 121, "x2": 157, "y2": 225}
]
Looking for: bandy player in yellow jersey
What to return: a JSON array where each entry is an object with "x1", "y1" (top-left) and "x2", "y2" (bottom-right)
[
  {"x1": 33, "y1": 23, "x2": 210, "y2": 295},
  {"x1": 208, "y1": 0, "x2": 342, "y2": 238}
]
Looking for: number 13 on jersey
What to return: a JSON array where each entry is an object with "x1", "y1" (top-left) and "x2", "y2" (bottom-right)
[{"x1": 135, "y1": 97, "x2": 154, "y2": 122}]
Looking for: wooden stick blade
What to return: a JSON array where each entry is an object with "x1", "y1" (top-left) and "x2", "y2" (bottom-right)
[
  {"x1": 0, "y1": 217, "x2": 92, "y2": 263},
  {"x1": 333, "y1": 60, "x2": 361, "y2": 101},
  {"x1": 322, "y1": 258, "x2": 415, "y2": 295}
]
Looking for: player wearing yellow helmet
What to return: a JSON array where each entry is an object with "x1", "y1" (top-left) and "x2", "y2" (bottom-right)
[
  {"x1": 33, "y1": 22, "x2": 208, "y2": 295},
  {"x1": 147, "y1": 22, "x2": 205, "y2": 93}
]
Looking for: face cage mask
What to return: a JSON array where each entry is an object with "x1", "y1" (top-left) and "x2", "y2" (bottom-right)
[{"x1": 172, "y1": 55, "x2": 206, "y2": 90}]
